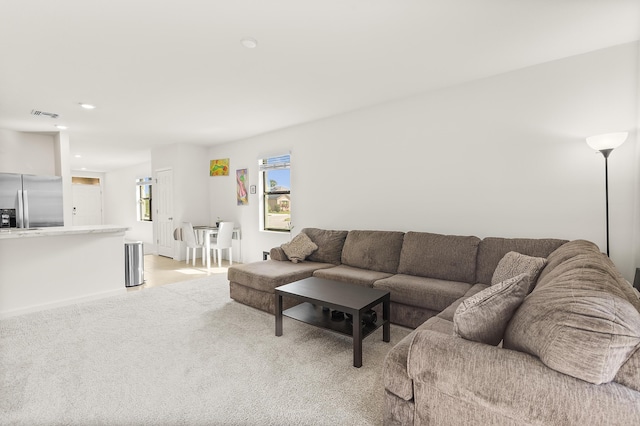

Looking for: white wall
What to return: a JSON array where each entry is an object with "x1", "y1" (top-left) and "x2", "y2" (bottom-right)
[
  {"x1": 0, "y1": 129, "x2": 56, "y2": 175},
  {"x1": 102, "y1": 162, "x2": 154, "y2": 250},
  {"x1": 151, "y1": 143, "x2": 210, "y2": 259},
  {"x1": 54, "y1": 132, "x2": 73, "y2": 226},
  {"x1": 208, "y1": 42, "x2": 639, "y2": 282}
]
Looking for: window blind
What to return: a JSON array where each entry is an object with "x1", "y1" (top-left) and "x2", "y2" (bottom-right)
[{"x1": 258, "y1": 154, "x2": 290, "y2": 171}]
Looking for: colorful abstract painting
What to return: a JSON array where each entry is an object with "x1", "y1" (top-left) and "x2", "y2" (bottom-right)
[
  {"x1": 210, "y1": 158, "x2": 230, "y2": 176},
  {"x1": 236, "y1": 168, "x2": 248, "y2": 205}
]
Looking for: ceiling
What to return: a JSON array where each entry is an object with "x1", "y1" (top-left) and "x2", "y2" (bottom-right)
[{"x1": 1, "y1": 1, "x2": 638, "y2": 173}]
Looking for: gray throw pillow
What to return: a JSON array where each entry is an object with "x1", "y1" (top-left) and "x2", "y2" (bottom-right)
[
  {"x1": 302, "y1": 228, "x2": 348, "y2": 265},
  {"x1": 492, "y1": 251, "x2": 547, "y2": 293},
  {"x1": 281, "y1": 233, "x2": 318, "y2": 263},
  {"x1": 453, "y1": 273, "x2": 529, "y2": 346}
]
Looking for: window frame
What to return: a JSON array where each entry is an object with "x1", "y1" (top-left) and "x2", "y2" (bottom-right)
[
  {"x1": 136, "y1": 177, "x2": 153, "y2": 222},
  {"x1": 259, "y1": 154, "x2": 291, "y2": 233}
]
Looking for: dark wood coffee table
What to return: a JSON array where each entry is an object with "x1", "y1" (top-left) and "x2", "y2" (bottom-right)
[{"x1": 275, "y1": 277, "x2": 390, "y2": 367}]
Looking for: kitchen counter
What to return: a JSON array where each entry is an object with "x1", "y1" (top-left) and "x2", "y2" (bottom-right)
[
  {"x1": 0, "y1": 225, "x2": 131, "y2": 318},
  {"x1": 0, "y1": 225, "x2": 129, "y2": 239}
]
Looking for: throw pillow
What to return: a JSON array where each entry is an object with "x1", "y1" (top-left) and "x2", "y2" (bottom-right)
[
  {"x1": 281, "y1": 233, "x2": 318, "y2": 263},
  {"x1": 453, "y1": 273, "x2": 529, "y2": 346},
  {"x1": 302, "y1": 228, "x2": 348, "y2": 265},
  {"x1": 492, "y1": 251, "x2": 547, "y2": 293}
]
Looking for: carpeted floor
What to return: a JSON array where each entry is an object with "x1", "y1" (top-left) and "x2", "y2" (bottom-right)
[{"x1": 0, "y1": 275, "x2": 411, "y2": 425}]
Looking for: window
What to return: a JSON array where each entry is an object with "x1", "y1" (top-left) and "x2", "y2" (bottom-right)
[
  {"x1": 136, "y1": 177, "x2": 152, "y2": 222},
  {"x1": 259, "y1": 154, "x2": 291, "y2": 232}
]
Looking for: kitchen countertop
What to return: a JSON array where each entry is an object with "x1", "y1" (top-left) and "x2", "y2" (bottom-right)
[{"x1": 0, "y1": 225, "x2": 130, "y2": 240}]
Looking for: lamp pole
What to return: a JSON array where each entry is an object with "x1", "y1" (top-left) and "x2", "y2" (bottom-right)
[
  {"x1": 599, "y1": 148, "x2": 613, "y2": 257},
  {"x1": 586, "y1": 132, "x2": 627, "y2": 258}
]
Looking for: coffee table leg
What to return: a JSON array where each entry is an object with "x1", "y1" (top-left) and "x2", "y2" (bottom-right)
[
  {"x1": 275, "y1": 292, "x2": 283, "y2": 336},
  {"x1": 353, "y1": 310, "x2": 362, "y2": 368},
  {"x1": 383, "y1": 296, "x2": 390, "y2": 343}
]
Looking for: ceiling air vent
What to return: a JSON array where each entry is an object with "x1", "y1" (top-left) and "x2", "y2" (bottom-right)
[{"x1": 30, "y1": 109, "x2": 60, "y2": 119}]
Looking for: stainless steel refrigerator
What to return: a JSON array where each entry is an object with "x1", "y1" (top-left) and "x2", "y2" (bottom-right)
[{"x1": 0, "y1": 173, "x2": 64, "y2": 228}]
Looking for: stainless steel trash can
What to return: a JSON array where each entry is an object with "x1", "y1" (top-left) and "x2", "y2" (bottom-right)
[{"x1": 125, "y1": 241, "x2": 144, "y2": 287}]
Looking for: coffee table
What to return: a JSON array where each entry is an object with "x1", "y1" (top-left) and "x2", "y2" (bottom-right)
[{"x1": 275, "y1": 277, "x2": 390, "y2": 367}]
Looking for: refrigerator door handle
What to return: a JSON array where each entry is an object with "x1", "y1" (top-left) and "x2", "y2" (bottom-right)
[
  {"x1": 17, "y1": 189, "x2": 24, "y2": 228},
  {"x1": 23, "y1": 189, "x2": 29, "y2": 228}
]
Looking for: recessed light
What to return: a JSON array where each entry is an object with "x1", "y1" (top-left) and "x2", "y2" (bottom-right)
[
  {"x1": 74, "y1": 154, "x2": 82, "y2": 158},
  {"x1": 79, "y1": 103, "x2": 96, "y2": 110},
  {"x1": 55, "y1": 124, "x2": 68, "y2": 130},
  {"x1": 241, "y1": 38, "x2": 258, "y2": 49},
  {"x1": 81, "y1": 167, "x2": 87, "y2": 171}
]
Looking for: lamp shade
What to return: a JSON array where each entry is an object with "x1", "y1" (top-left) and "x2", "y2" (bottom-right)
[{"x1": 586, "y1": 132, "x2": 628, "y2": 151}]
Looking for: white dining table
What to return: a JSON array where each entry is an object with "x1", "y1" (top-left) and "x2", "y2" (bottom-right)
[{"x1": 193, "y1": 225, "x2": 241, "y2": 268}]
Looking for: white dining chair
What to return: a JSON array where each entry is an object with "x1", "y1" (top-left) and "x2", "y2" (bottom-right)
[
  {"x1": 182, "y1": 222, "x2": 205, "y2": 266},
  {"x1": 210, "y1": 221, "x2": 234, "y2": 268}
]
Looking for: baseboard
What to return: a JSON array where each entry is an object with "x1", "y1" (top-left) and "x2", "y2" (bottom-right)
[{"x1": 0, "y1": 288, "x2": 127, "y2": 319}]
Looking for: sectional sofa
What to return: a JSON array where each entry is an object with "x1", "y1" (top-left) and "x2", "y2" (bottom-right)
[{"x1": 227, "y1": 228, "x2": 640, "y2": 425}]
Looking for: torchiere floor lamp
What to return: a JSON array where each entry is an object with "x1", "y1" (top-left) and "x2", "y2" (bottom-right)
[{"x1": 585, "y1": 132, "x2": 628, "y2": 257}]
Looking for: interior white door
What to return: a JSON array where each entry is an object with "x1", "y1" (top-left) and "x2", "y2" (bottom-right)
[
  {"x1": 156, "y1": 169, "x2": 174, "y2": 257},
  {"x1": 72, "y1": 184, "x2": 103, "y2": 226}
]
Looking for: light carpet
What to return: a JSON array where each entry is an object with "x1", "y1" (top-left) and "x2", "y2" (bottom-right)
[{"x1": 0, "y1": 275, "x2": 411, "y2": 425}]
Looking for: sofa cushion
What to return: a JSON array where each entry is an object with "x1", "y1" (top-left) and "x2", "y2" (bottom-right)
[
  {"x1": 280, "y1": 233, "x2": 317, "y2": 263},
  {"x1": 454, "y1": 273, "x2": 529, "y2": 346},
  {"x1": 398, "y1": 232, "x2": 480, "y2": 284},
  {"x1": 301, "y1": 228, "x2": 348, "y2": 265},
  {"x1": 491, "y1": 251, "x2": 546, "y2": 293},
  {"x1": 388, "y1": 302, "x2": 439, "y2": 330},
  {"x1": 504, "y1": 250, "x2": 640, "y2": 384},
  {"x1": 313, "y1": 265, "x2": 392, "y2": 287},
  {"x1": 227, "y1": 260, "x2": 335, "y2": 293},
  {"x1": 340, "y1": 230, "x2": 405, "y2": 274},
  {"x1": 374, "y1": 274, "x2": 472, "y2": 313},
  {"x1": 476, "y1": 237, "x2": 568, "y2": 285}
]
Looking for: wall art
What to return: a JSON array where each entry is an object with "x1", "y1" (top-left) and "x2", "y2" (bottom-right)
[
  {"x1": 236, "y1": 168, "x2": 248, "y2": 205},
  {"x1": 210, "y1": 158, "x2": 229, "y2": 176}
]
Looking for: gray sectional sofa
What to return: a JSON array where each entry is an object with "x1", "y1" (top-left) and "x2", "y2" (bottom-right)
[{"x1": 227, "y1": 228, "x2": 640, "y2": 425}]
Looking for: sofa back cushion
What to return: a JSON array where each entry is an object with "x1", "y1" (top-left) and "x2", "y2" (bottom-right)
[
  {"x1": 398, "y1": 232, "x2": 480, "y2": 283},
  {"x1": 341, "y1": 230, "x2": 405, "y2": 273},
  {"x1": 503, "y1": 245, "x2": 640, "y2": 385},
  {"x1": 537, "y1": 240, "x2": 640, "y2": 311},
  {"x1": 475, "y1": 237, "x2": 568, "y2": 285},
  {"x1": 301, "y1": 228, "x2": 348, "y2": 265}
]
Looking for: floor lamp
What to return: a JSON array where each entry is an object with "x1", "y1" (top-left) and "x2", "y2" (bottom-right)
[{"x1": 585, "y1": 132, "x2": 628, "y2": 257}]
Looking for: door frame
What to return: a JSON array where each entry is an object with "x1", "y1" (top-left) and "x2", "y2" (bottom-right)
[{"x1": 155, "y1": 168, "x2": 174, "y2": 258}]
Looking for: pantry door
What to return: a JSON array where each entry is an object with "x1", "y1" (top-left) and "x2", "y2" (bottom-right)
[{"x1": 155, "y1": 169, "x2": 174, "y2": 257}]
